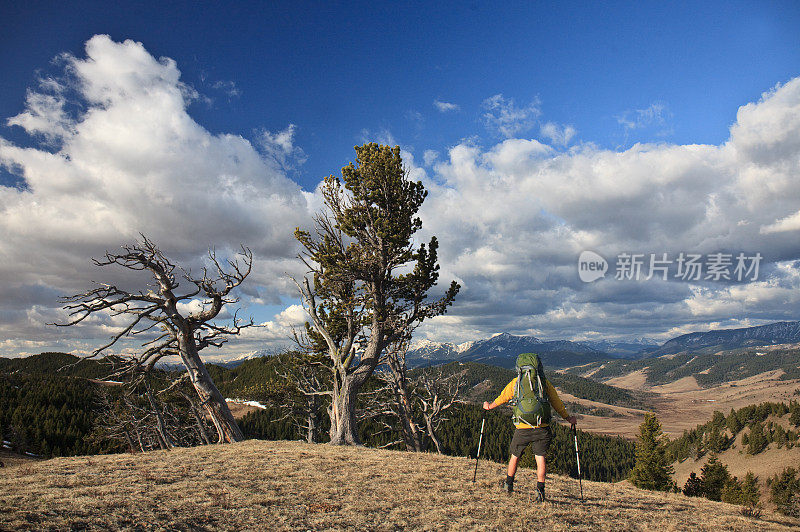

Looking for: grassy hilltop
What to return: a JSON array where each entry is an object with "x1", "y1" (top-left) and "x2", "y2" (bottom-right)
[{"x1": 2, "y1": 440, "x2": 798, "y2": 531}]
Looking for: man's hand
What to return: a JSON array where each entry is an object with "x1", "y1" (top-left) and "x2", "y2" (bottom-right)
[
  {"x1": 567, "y1": 415, "x2": 577, "y2": 428},
  {"x1": 483, "y1": 401, "x2": 492, "y2": 410}
]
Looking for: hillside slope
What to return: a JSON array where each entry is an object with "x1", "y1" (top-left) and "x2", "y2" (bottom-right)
[
  {"x1": 671, "y1": 410, "x2": 800, "y2": 502},
  {"x1": 1, "y1": 440, "x2": 797, "y2": 531},
  {"x1": 648, "y1": 321, "x2": 800, "y2": 357}
]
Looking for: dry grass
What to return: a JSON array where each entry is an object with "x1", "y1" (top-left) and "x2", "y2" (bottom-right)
[
  {"x1": 225, "y1": 400, "x2": 264, "y2": 419},
  {"x1": 1, "y1": 440, "x2": 798, "y2": 531}
]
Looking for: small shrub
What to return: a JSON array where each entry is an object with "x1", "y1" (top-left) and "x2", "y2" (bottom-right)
[{"x1": 739, "y1": 504, "x2": 762, "y2": 519}]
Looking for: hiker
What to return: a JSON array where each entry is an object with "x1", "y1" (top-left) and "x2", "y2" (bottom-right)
[{"x1": 483, "y1": 353, "x2": 576, "y2": 501}]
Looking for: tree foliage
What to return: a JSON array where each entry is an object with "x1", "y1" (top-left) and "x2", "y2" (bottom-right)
[
  {"x1": 667, "y1": 401, "x2": 799, "y2": 462},
  {"x1": 721, "y1": 471, "x2": 760, "y2": 507},
  {"x1": 629, "y1": 413, "x2": 675, "y2": 491},
  {"x1": 683, "y1": 472, "x2": 703, "y2": 497},
  {"x1": 699, "y1": 452, "x2": 730, "y2": 501},
  {"x1": 768, "y1": 467, "x2": 800, "y2": 517},
  {"x1": 294, "y1": 144, "x2": 459, "y2": 445}
]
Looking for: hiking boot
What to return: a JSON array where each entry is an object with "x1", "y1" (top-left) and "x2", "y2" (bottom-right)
[
  {"x1": 499, "y1": 478, "x2": 513, "y2": 494},
  {"x1": 535, "y1": 486, "x2": 546, "y2": 502}
]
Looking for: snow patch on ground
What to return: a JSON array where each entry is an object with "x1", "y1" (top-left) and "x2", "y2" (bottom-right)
[{"x1": 226, "y1": 399, "x2": 267, "y2": 409}]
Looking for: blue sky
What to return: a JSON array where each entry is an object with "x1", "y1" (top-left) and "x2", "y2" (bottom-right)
[
  {"x1": 1, "y1": 1, "x2": 800, "y2": 358},
  {"x1": 4, "y1": 1, "x2": 800, "y2": 187}
]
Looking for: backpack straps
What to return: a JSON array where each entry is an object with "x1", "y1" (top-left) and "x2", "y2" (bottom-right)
[{"x1": 536, "y1": 371, "x2": 545, "y2": 400}]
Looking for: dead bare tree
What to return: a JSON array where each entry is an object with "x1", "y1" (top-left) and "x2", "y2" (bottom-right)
[
  {"x1": 413, "y1": 365, "x2": 465, "y2": 454},
  {"x1": 275, "y1": 350, "x2": 331, "y2": 443},
  {"x1": 375, "y1": 337, "x2": 425, "y2": 451},
  {"x1": 375, "y1": 338, "x2": 466, "y2": 453},
  {"x1": 57, "y1": 236, "x2": 253, "y2": 443},
  {"x1": 94, "y1": 370, "x2": 217, "y2": 452}
]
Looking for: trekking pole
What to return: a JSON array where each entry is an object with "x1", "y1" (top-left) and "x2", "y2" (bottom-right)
[
  {"x1": 573, "y1": 425, "x2": 583, "y2": 500},
  {"x1": 472, "y1": 416, "x2": 486, "y2": 483}
]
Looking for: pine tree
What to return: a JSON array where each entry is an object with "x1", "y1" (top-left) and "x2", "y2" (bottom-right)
[
  {"x1": 629, "y1": 413, "x2": 675, "y2": 491},
  {"x1": 294, "y1": 143, "x2": 459, "y2": 445},
  {"x1": 741, "y1": 471, "x2": 761, "y2": 506},
  {"x1": 721, "y1": 476, "x2": 743, "y2": 504},
  {"x1": 789, "y1": 401, "x2": 800, "y2": 427},
  {"x1": 769, "y1": 467, "x2": 800, "y2": 517},
  {"x1": 747, "y1": 421, "x2": 768, "y2": 454},
  {"x1": 726, "y1": 408, "x2": 743, "y2": 435},
  {"x1": 700, "y1": 452, "x2": 730, "y2": 501},
  {"x1": 706, "y1": 425, "x2": 728, "y2": 453},
  {"x1": 683, "y1": 472, "x2": 703, "y2": 497}
]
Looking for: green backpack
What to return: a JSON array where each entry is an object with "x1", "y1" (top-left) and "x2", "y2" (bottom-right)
[{"x1": 511, "y1": 353, "x2": 552, "y2": 427}]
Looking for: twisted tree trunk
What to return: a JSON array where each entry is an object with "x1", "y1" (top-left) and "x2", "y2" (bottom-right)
[
  {"x1": 329, "y1": 379, "x2": 360, "y2": 445},
  {"x1": 328, "y1": 330, "x2": 384, "y2": 445},
  {"x1": 178, "y1": 333, "x2": 242, "y2": 443}
]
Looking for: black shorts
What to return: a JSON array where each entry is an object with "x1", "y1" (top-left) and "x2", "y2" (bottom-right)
[{"x1": 509, "y1": 426, "x2": 552, "y2": 458}]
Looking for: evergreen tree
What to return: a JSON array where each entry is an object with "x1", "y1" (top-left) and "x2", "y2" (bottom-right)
[
  {"x1": 683, "y1": 472, "x2": 703, "y2": 497},
  {"x1": 700, "y1": 452, "x2": 730, "y2": 501},
  {"x1": 790, "y1": 401, "x2": 800, "y2": 427},
  {"x1": 721, "y1": 476, "x2": 743, "y2": 504},
  {"x1": 769, "y1": 467, "x2": 800, "y2": 517},
  {"x1": 629, "y1": 413, "x2": 674, "y2": 491},
  {"x1": 740, "y1": 471, "x2": 761, "y2": 506},
  {"x1": 747, "y1": 421, "x2": 768, "y2": 455},
  {"x1": 726, "y1": 407, "x2": 743, "y2": 435},
  {"x1": 705, "y1": 425, "x2": 728, "y2": 453},
  {"x1": 294, "y1": 143, "x2": 459, "y2": 445}
]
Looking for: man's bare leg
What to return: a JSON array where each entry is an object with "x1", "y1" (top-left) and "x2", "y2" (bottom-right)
[
  {"x1": 535, "y1": 454, "x2": 546, "y2": 482},
  {"x1": 507, "y1": 454, "x2": 520, "y2": 477}
]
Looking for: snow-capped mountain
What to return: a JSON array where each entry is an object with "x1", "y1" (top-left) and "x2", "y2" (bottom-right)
[
  {"x1": 212, "y1": 349, "x2": 273, "y2": 368},
  {"x1": 406, "y1": 332, "x2": 607, "y2": 369},
  {"x1": 406, "y1": 339, "x2": 475, "y2": 366}
]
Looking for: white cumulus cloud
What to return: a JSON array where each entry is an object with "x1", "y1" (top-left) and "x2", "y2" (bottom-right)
[
  {"x1": 539, "y1": 121, "x2": 577, "y2": 147},
  {"x1": 0, "y1": 35, "x2": 312, "y2": 355},
  {"x1": 410, "y1": 77, "x2": 800, "y2": 344}
]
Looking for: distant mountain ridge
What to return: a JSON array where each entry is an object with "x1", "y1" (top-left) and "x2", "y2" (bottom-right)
[
  {"x1": 578, "y1": 338, "x2": 660, "y2": 358},
  {"x1": 647, "y1": 321, "x2": 800, "y2": 357},
  {"x1": 212, "y1": 349, "x2": 274, "y2": 368},
  {"x1": 407, "y1": 321, "x2": 800, "y2": 370},
  {"x1": 407, "y1": 332, "x2": 611, "y2": 369}
]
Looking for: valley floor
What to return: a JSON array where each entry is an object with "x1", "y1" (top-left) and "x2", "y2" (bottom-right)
[
  {"x1": 562, "y1": 370, "x2": 800, "y2": 440},
  {"x1": 1, "y1": 440, "x2": 798, "y2": 531}
]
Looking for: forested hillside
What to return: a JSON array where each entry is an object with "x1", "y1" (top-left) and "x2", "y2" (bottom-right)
[
  {"x1": 666, "y1": 401, "x2": 800, "y2": 516},
  {"x1": 1, "y1": 352, "x2": 646, "y2": 476},
  {"x1": 1, "y1": 353, "x2": 637, "y2": 483},
  {"x1": 568, "y1": 347, "x2": 800, "y2": 386},
  {"x1": 0, "y1": 352, "x2": 114, "y2": 379},
  {"x1": 667, "y1": 401, "x2": 800, "y2": 463},
  {"x1": 0, "y1": 374, "x2": 121, "y2": 457}
]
